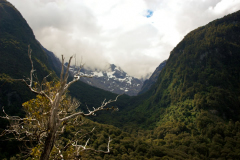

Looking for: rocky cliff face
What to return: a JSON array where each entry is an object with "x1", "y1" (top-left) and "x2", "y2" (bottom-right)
[{"x1": 68, "y1": 64, "x2": 143, "y2": 96}]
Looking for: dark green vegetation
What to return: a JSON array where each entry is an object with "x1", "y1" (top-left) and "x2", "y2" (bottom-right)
[
  {"x1": 8, "y1": 112, "x2": 240, "y2": 160},
  {"x1": 1, "y1": 0, "x2": 240, "y2": 159},
  {"x1": 0, "y1": 0, "x2": 127, "y2": 112},
  {"x1": 92, "y1": 10, "x2": 240, "y2": 159},
  {"x1": 95, "y1": 9, "x2": 240, "y2": 128},
  {"x1": 136, "y1": 10, "x2": 240, "y2": 125},
  {"x1": 0, "y1": 0, "x2": 128, "y2": 159}
]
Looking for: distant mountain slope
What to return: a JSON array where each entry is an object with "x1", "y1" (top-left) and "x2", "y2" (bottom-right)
[
  {"x1": 0, "y1": 0, "x2": 56, "y2": 115},
  {"x1": 42, "y1": 45, "x2": 62, "y2": 76},
  {"x1": 138, "y1": 60, "x2": 167, "y2": 95},
  {"x1": 68, "y1": 64, "x2": 143, "y2": 96},
  {"x1": 94, "y1": 10, "x2": 240, "y2": 130},
  {"x1": 114, "y1": 11, "x2": 240, "y2": 159},
  {"x1": 134, "y1": 10, "x2": 240, "y2": 127},
  {"x1": 0, "y1": 0, "x2": 130, "y2": 114},
  {"x1": 0, "y1": 0, "x2": 51, "y2": 79}
]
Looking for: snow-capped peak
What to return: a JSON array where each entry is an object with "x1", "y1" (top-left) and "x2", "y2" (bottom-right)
[{"x1": 66, "y1": 63, "x2": 143, "y2": 96}]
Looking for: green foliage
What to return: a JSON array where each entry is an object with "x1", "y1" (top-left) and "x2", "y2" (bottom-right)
[
  {"x1": 0, "y1": 0, "x2": 56, "y2": 118},
  {"x1": 60, "y1": 117, "x2": 240, "y2": 160},
  {"x1": 104, "y1": 10, "x2": 240, "y2": 130},
  {"x1": 81, "y1": 10, "x2": 240, "y2": 159}
]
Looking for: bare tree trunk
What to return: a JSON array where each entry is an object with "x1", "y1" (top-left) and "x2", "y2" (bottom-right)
[
  {"x1": 0, "y1": 47, "x2": 119, "y2": 159},
  {"x1": 40, "y1": 128, "x2": 57, "y2": 160},
  {"x1": 40, "y1": 93, "x2": 61, "y2": 160},
  {"x1": 40, "y1": 116, "x2": 59, "y2": 160}
]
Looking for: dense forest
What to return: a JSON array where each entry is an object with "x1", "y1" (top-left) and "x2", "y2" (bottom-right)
[{"x1": 1, "y1": 0, "x2": 240, "y2": 159}]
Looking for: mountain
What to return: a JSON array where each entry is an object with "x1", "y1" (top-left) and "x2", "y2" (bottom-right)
[
  {"x1": 0, "y1": 1, "x2": 59, "y2": 157},
  {"x1": 95, "y1": 10, "x2": 240, "y2": 129},
  {"x1": 91, "y1": 10, "x2": 240, "y2": 159},
  {"x1": 0, "y1": 1, "x2": 131, "y2": 158},
  {"x1": 143, "y1": 10, "x2": 240, "y2": 124},
  {"x1": 138, "y1": 60, "x2": 167, "y2": 95},
  {"x1": 0, "y1": 0, "x2": 56, "y2": 116},
  {"x1": 67, "y1": 64, "x2": 143, "y2": 96},
  {"x1": 2, "y1": 0, "x2": 240, "y2": 159},
  {"x1": 0, "y1": 0, "x2": 52, "y2": 79},
  {"x1": 125, "y1": 10, "x2": 240, "y2": 129},
  {"x1": 0, "y1": 0, "x2": 130, "y2": 110},
  {"x1": 0, "y1": 0, "x2": 130, "y2": 124},
  {"x1": 42, "y1": 45, "x2": 62, "y2": 76}
]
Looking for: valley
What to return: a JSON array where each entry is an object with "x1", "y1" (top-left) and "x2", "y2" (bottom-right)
[{"x1": 0, "y1": 0, "x2": 240, "y2": 159}]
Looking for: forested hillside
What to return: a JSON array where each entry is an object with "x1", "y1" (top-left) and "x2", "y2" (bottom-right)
[
  {"x1": 137, "y1": 10, "x2": 240, "y2": 126},
  {"x1": 92, "y1": 10, "x2": 240, "y2": 159},
  {"x1": 103, "y1": 9, "x2": 240, "y2": 129},
  {"x1": 0, "y1": 0, "x2": 129, "y2": 159},
  {"x1": 0, "y1": 0, "x2": 56, "y2": 116},
  {"x1": 0, "y1": 0, "x2": 128, "y2": 114}
]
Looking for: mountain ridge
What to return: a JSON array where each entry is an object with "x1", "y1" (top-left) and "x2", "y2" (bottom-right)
[
  {"x1": 67, "y1": 63, "x2": 143, "y2": 96},
  {"x1": 0, "y1": 0, "x2": 129, "y2": 117},
  {"x1": 134, "y1": 9, "x2": 240, "y2": 126},
  {"x1": 93, "y1": 10, "x2": 240, "y2": 130}
]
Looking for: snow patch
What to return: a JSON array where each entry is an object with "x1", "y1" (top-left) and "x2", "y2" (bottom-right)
[
  {"x1": 127, "y1": 77, "x2": 132, "y2": 84},
  {"x1": 107, "y1": 71, "x2": 116, "y2": 78},
  {"x1": 92, "y1": 71, "x2": 103, "y2": 77}
]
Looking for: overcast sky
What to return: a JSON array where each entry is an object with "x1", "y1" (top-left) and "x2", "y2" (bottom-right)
[{"x1": 7, "y1": 0, "x2": 240, "y2": 78}]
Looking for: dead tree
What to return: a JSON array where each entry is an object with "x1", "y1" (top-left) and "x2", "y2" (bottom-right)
[{"x1": 0, "y1": 45, "x2": 120, "y2": 160}]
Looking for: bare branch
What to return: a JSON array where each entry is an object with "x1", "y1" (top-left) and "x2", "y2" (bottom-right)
[
  {"x1": 63, "y1": 126, "x2": 93, "y2": 152},
  {"x1": 60, "y1": 95, "x2": 121, "y2": 122},
  {"x1": 1, "y1": 45, "x2": 119, "y2": 159},
  {"x1": 20, "y1": 79, "x2": 53, "y2": 104},
  {"x1": 54, "y1": 144, "x2": 64, "y2": 159},
  {"x1": 28, "y1": 45, "x2": 34, "y2": 89},
  {"x1": 12, "y1": 46, "x2": 54, "y2": 104},
  {"x1": 60, "y1": 55, "x2": 65, "y2": 83},
  {"x1": 0, "y1": 106, "x2": 48, "y2": 143},
  {"x1": 72, "y1": 136, "x2": 112, "y2": 155},
  {"x1": 40, "y1": 73, "x2": 52, "y2": 91},
  {"x1": 56, "y1": 125, "x2": 66, "y2": 134},
  {"x1": 63, "y1": 74, "x2": 92, "y2": 92},
  {"x1": 63, "y1": 56, "x2": 73, "y2": 83},
  {"x1": 63, "y1": 63, "x2": 92, "y2": 91}
]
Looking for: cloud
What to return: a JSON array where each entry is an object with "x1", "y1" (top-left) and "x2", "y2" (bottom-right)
[{"x1": 7, "y1": 0, "x2": 240, "y2": 78}]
